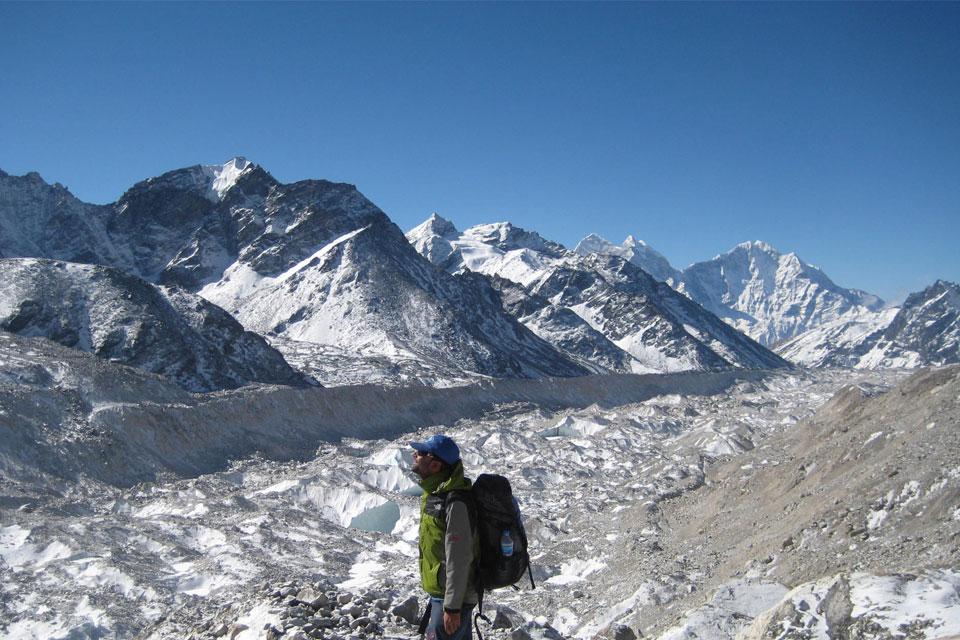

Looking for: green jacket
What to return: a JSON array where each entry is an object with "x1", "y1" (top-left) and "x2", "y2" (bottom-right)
[{"x1": 418, "y1": 462, "x2": 479, "y2": 610}]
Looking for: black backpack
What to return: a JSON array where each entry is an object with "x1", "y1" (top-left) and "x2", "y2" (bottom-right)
[{"x1": 445, "y1": 474, "x2": 535, "y2": 638}]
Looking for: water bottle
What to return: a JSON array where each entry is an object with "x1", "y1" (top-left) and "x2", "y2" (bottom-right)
[{"x1": 500, "y1": 530, "x2": 514, "y2": 557}]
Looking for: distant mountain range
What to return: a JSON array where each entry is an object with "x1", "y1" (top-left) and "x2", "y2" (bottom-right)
[
  {"x1": 0, "y1": 160, "x2": 955, "y2": 389},
  {"x1": 574, "y1": 233, "x2": 957, "y2": 368},
  {"x1": 406, "y1": 215, "x2": 787, "y2": 373},
  {"x1": 576, "y1": 235, "x2": 885, "y2": 347}
]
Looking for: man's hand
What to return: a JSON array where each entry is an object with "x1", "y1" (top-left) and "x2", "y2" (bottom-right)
[{"x1": 443, "y1": 611, "x2": 461, "y2": 635}]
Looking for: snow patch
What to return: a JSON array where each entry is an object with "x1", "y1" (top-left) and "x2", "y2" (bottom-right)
[
  {"x1": 546, "y1": 557, "x2": 606, "y2": 585},
  {"x1": 203, "y1": 157, "x2": 253, "y2": 201}
]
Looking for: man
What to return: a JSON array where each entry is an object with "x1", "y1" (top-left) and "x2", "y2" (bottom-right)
[{"x1": 410, "y1": 434, "x2": 478, "y2": 640}]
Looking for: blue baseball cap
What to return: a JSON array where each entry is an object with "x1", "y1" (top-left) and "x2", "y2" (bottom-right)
[{"x1": 409, "y1": 434, "x2": 461, "y2": 465}]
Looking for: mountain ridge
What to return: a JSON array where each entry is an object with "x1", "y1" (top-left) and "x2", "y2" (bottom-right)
[
  {"x1": 1, "y1": 162, "x2": 590, "y2": 384},
  {"x1": 408, "y1": 216, "x2": 789, "y2": 373}
]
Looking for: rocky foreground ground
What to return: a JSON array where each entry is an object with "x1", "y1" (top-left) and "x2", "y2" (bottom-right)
[{"x1": 614, "y1": 365, "x2": 960, "y2": 638}]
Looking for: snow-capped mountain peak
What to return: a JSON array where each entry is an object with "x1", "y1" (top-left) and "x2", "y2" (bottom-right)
[
  {"x1": 575, "y1": 233, "x2": 619, "y2": 255},
  {"x1": 623, "y1": 234, "x2": 658, "y2": 252},
  {"x1": 460, "y1": 221, "x2": 566, "y2": 255},
  {"x1": 407, "y1": 212, "x2": 459, "y2": 241},
  {"x1": 130, "y1": 157, "x2": 259, "y2": 206},
  {"x1": 405, "y1": 213, "x2": 461, "y2": 265},
  {"x1": 2, "y1": 165, "x2": 590, "y2": 384},
  {"x1": 203, "y1": 156, "x2": 254, "y2": 201},
  {"x1": 575, "y1": 233, "x2": 680, "y2": 283},
  {"x1": 732, "y1": 239, "x2": 778, "y2": 255},
  {"x1": 679, "y1": 241, "x2": 886, "y2": 346}
]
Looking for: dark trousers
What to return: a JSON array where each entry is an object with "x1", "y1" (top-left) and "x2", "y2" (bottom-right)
[{"x1": 424, "y1": 597, "x2": 475, "y2": 640}]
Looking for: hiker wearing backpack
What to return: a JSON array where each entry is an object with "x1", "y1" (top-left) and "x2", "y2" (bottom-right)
[
  {"x1": 410, "y1": 434, "x2": 478, "y2": 640},
  {"x1": 411, "y1": 435, "x2": 535, "y2": 640}
]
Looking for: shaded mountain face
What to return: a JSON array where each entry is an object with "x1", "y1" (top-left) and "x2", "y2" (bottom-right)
[
  {"x1": 0, "y1": 162, "x2": 587, "y2": 382},
  {"x1": 530, "y1": 253, "x2": 789, "y2": 372},
  {"x1": 0, "y1": 258, "x2": 311, "y2": 392},
  {"x1": 877, "y1": 280, "x2": 959, "y2": 364},
  {"x1": 408, "y1": 216, "x2": 789, "y2": 373},
  {"x1": 486, "y1": 274, "x2": 637, "y2": 374},
  {"x1": 778, "y1": 280, "x2": 960, "y2": 368},
  {"x1": 0, "y1": 170, "x2": 121, "y2": 266}
]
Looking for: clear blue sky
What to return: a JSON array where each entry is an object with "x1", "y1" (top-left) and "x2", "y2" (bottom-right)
[{"x1": 2, "y1": 2, "x2": 958, "y2": 303}]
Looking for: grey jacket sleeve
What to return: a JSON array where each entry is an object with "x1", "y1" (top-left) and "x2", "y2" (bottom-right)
[{"x1": 443, "y1": 499, "x2": 474, "y2": 611}]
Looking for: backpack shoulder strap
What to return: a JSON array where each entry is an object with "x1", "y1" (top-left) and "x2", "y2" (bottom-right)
[{"x1": 442, "y1": 489, "x2": 477, "y2": 530}]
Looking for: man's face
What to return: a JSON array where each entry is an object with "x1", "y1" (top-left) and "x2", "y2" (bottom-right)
[{"x1": 411, "y1": 450, "x2": 443, "y2": 479}]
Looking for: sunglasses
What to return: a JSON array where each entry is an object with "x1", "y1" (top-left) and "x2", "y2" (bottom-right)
[{"x1": 413, "y1": 450, "x2": 441, "y2": 461}]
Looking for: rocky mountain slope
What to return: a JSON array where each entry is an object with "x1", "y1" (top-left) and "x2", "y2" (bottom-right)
[
  {"x1": 778, "y1": 279, "x2": 960, "y2": 369},
  {"x1": 1, "y1": 162, "x2": 588, "y2": 383},
  {"x1": 0, "y1": 258, "x2": 309, "y2": 392},
  {"x1": 407, "y1": 216, "x2": 789, "y2": 373},
  {"x1": 613, "y1": 364, "x2": 960, "y2": 638}
]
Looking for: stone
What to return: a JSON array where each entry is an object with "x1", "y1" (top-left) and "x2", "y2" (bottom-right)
[
  {"x1": 350, "y1": 617, "x2": 372, "y2": 629},
  {"x1": 511, "y1": 627, "x2": 534, "y2": 640},
  {"x1": 298, "y1": 587, "x2": 330, "y2": 608},
  {"x1": 338, "y1": 593, "x2": 354, "y2": 605},
  {"x1": 817, "y1": 575, "x2": 853, "y2": 635},
  {"x1": 391, "y1": 596, "x2": 420, "y2": 625},
  {"x1": 612, "y1": 624, "x2": 637, "y2": 640},
  {"x1": 374, "y1": 598, "x2": 391, "y2": 611},
  {"x1": 492, "y1": 608, "x2": 515, "y2": 630},
  {"x1": 210, "y1": 623, "x2": 229, "y2": 638},
  {"x1": 227, "y1": 623, "x2": 250, "y2": 640}
]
